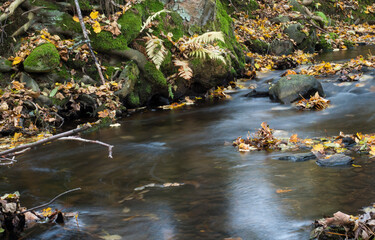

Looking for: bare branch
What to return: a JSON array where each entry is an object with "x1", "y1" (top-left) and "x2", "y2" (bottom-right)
[
  {"x1": 73, "y1": 0, "x2": 106, "y2": 85},
  {"x1": 0, "y1": 124, "x2": 91, "y2": 158},
  {"x1": 59, "y1": 136, "x2": 114, "y2": 158},
  {"x1": 20, "y1": 188, "x2": 82, "y2": 214},
  {"x1": 0, "y1": 0, "x2": 26, "y2": 23}
]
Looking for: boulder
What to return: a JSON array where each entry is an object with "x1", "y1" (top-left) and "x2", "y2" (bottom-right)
[
  {"x1": 0, "y1": 57, "x2": 12, "y2": 72},
  {"x1": 284, "y1": 24, "x2": 306, "y2": 45},
  {"x1": 245, "y1": 39, "x2": 269, "y2": 54},
  {"x1": 23, "y1": 43, "x2": 60, "y2": 73},
  {"x1": 116, "y1": 62, "x2": 140, "y2": 100},
  {"x1": 244, "y1": 85, "x2": 270, "y2": 98},
  {"x1": 270, "y1": 40, "x2": 293, "y2": 56},
  {"x1": 269, "y1": 75, "x2": 324, "y2": 104},
  {"x1": 270, "y1": 15, "x2": 290, "y2": 24},
  {"x1": 35, "y1": 95, "x2": 52, "y2": 107},
  {"x1": 277, "y1": 152, "x2": 317, "y2": 162},
  {"x1": 20, "y1": 73, "x2": 40, "y2": 92},
  {"x1": 316, "y1": 154, "x2": 353, "y2": 167}
]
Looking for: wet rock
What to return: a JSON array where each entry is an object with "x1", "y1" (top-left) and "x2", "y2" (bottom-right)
[
  {"x1": 35, "y1": 95, "x2": 52, "y2": 107},
  {"x1": 277, "y1": 152, "x2": 317, "y2": 162},
  {"x1": 270, "y1": 40, "x2": 294, "y2": 56},
  {"x1": 78, "y1": 75, "x2": 97, "y2": 85},
  {"x1": 0, "y1": 57, "x2": 12, "y2": 72},
  {"x1": 191, "y1": 58, "x2": 230, "y2": 90},
  {"x1": 244, "y1": 85, "x2": 270, "y2": 98},
  {"x1": 284, "y1": 24, "x2": 306, "y2": 45},
  {"x1": 271, "y1": 15, "x2": 290, "y2": 24},
  {"x1": 341, "y1": 137, "x2": 356, "y2": 148},
  {"x1": 20, "y1": 72, "x2": 40, "y2": 92},
  {"x1": 23, "y1": 43, "x2": 60, "y2": 73},
  {"x1": 245, "y1": 39, "x2": 270, "y2": 54},
  {"x1": 269, "y1": 75, "x2": 325, "y2": 104},
  {"x1": 316, "y1": 154, "x2": 353, "y2": 167}
]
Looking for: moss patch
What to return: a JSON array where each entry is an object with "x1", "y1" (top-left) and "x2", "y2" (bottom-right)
[
  {"x1": 90, "y1": 31, "x2": 129, "y2": 52},
  {"x1": 23, "y1": 43, "x2": 60, "y2": 73},
  {"x1": 144, "y1": 62, "x2": 167, "y2": 87},
  {"x1": 57, "y1": 13, "x2": 81, "y2": 33}
]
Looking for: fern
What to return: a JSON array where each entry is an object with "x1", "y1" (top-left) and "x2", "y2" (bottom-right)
[
  {"x1": 140, "y1": 9, "x2": 170, "y2": 33},
  {"x1": 188, "y1": 48, "x2": 226, "y2": 64},
  {"x1": 188, "y1": 31, "x2": 225, "y2": 44},
  {"x1": 145, "y1": 34, "x2": 167, "y2": 69},
  {"x1": 173, "y1": 59, "x2": 193, "y2": 80}
]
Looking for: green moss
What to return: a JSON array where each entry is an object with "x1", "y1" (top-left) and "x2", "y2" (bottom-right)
[
  {"x1": 54, "y1": 64, "x2": 70, "y2": 80},
  {"x1": 248, "y1": 39, "x2": 269, "y2": 54},
  {"x1": 316, "y1": 37, "x2": 333, "y2": 52},
  {"x1": 144, "y1": 62, "x2": 167, "y2": 87},
  {"x1": 23, "y1": 43, "x2": 60, "y2": 73},
  {"x1": 329, "y1": 32, "x2": 338, "y2": 40},
  {"x1": 118, "y1": 10, "x2": 143, "y2": 43},
  {"x1": 315, "y1": 11, "x2": 329, "y2": 26},
  {"x1": 127, "y1": 92, "x2": 140, "y2": 107},
  {"x1": 68, "y1": 0, "x2": 91, "y2": 11},
  {"x1": 31, "y1": 0, "x2": 59, "y2": 10},
  {"x1": 90, "y1": 31, "x2": 128, "y2": 52},
  {"x1": 344, "y1": 39, "x2": 355, "y2": 49},
  {"x1": 58, "y1": 13, "x2": 81, "y2": 33}
]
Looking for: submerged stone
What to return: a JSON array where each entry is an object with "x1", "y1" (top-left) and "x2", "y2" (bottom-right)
[
  {"x1": 277, "y1": 152, "x2": 317, "y2": 162},
  {"x1": 316, "y1": 154, "x2": 353, "y2": 167}
]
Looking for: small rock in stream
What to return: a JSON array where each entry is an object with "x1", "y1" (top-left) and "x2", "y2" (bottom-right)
[
  {"x1": 316, "y1": 154, "x2": 353, "y2": 167},
  {"x1": 277, "y1": 152, "x2": 317, "y2": 162}
]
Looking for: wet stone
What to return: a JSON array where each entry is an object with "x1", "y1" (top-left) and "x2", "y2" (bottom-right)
[
  {"x1": 277, "y1": 152, "x2": 317, "y2": 162},
  {"x1": 316, "y1": 154, "x2": 353, "y2": 167}
]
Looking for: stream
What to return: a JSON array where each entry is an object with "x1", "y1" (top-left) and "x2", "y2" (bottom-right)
[{"x1": 1, "y1": 46, "x2": 375, "y2": 239}]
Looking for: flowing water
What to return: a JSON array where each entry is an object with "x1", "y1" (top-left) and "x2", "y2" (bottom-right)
[{"x1": 1, "y1": 46, "x2": 375, "y2": 240}]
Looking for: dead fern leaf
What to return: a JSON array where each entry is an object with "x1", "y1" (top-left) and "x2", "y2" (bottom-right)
[
  {"x1": 140, "y1": 9, "x2": 170, "y2": 33},
  {"x1": 188, "y1": 31, "x2": 225, "y2": 44},
  {"x1": 173, "y1": 60, "x2": 193, "y2": 80},
  {"x1": 144, "y1": 34, "x2": 167, "y2": 70}
]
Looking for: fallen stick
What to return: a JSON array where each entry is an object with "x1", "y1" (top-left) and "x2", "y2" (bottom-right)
[
  {"x1": 59, "y1": 136, "x2": 114, "y2": 158},
  {"x1": 73, "y1": 0, "x2": 106, "y2": 85},
  {"x1": 0, "y1": 124, "x2": 91, "y2": 157},
  {"x1": 0, "y1": 0, "x2": 25, "y2": 23},
  {"x1": 20, "y1": 188, "x2": 82, "y2": 214}
]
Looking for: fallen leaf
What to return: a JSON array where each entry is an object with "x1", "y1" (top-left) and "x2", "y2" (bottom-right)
[{"x1": 276, "y1": 189, "x2": 293, "y2": 193}]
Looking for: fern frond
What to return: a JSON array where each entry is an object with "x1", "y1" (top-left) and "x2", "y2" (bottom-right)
[
  {"x1": 207, "y1": 50, "x2": 226, "y2": 64},
  {"x1": 188, "y1": 31, "x2": 225, "y2": 44},
  {"x1": 173, "y1": 59, "x2": 193, "y2": 80},
  {"x1": 145, "y1": 34, "x2": 167, "y2": 69},
  {"x1": 140, "y1": 9, "x2": 170, "y2": 33},
  {"x1": 188, "y1": 48, "x2": 210, "y2": 60}
]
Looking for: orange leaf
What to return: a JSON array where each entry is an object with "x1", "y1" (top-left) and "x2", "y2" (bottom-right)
[
  {"x1": 276, "y1": 189, "x2": 293, "y2": 193},
  {"x1": 289, "y1": 134, "x2": 299, "y2": 143},
  {"x1": 72, "y1": 16, "x2": 79, "y2": 22}
]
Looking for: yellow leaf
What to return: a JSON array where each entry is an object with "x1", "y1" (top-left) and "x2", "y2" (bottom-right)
[
  {"x1": 369, "y1": 146, "x2": 375, "y2": 156},
  {"x1": 13, "y1": 132, "x2": 22, "y2": 142},
  {"x1": 352, "y1": 164, "x2": 362, "y2": 168},
  {"x1": 92, "y1": 21, "x2": 101, "y2": 33},
  {"x1": 313, "y1": 144, "x2": 324, "y2": 152},
  {"x1": 73, "y1": 16, "x2": 79, "y2": 22},
  {"x1": 12, "y1": 56, "x2": 22, "y2": 65},
  {"x1": 90, "y1": 10, "x2": 99, "y2": 19}
]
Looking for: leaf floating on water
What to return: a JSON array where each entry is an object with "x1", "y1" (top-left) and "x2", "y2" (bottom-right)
[
  {"x1": 352, "y1": 164, "x2": 362, "y2": 168},
  {"x1": 276, "y1": 189, "x2": 293, "y2": 193},
  {"x1": 289, "y1": 134, "x2": 299, "y2": 143}
]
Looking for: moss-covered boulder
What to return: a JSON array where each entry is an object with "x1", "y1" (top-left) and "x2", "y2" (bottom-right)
[
  {"x1": 116, "y1": 62, "x2": 140, "y2": 100},
  {"x1": 0, "y1": 57, "x2": 12, "y2": 73},
  {"x1": 23, "y1": 43, "x2": 60, "y2": 73},
  {"x1": 269, "y1": 75, "x2": 324, "y2": 104},
  {"x1": 190, "y1": 58, "x2": 230, "y2": 90}
]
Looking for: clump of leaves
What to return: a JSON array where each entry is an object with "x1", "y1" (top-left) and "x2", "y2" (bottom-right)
[
  {"x1": 233, "y1": 122, "x2": 281, "y2": 152},
  {"x1": 296, "y1": 92, "x2": 330, "y2": 111}
]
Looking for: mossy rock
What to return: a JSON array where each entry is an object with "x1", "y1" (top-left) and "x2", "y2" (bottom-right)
[
  {"x1": 116, "y1": 61, "x2": 140, "y2": 100},
  {"x1": 316, "y1": 37, "x2": 333, "y2": 52},
  {"x1": 144, "y1": 62, "x2": 167, "y2": 88},
  {"x1": 190, "y1": 58, "x2": 230, "y2": 90},
  {"x1": 245, "y1": 39, "x2": 270, "y2": 54},
  {"x1": 23, "y1": 43, "x2": 60, "y2": 73},
  {"x1": 315, "y1": 11, "x2": 330, "y2": 26},
  {"x1": 269, "y1": 75, "x2": 324, "y2": 104},
  {"x1": 0, "y1": 57, "x2": 12, "y2": 73}
]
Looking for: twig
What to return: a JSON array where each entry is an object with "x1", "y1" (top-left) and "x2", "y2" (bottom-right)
[
  {"x1": 73, "y1": 0, "x2": 106, "y2": 85},
  {"x1": 21, "y1": 6, "x2": 46, "y2": 15},
  {"x1": 20, "y1": 188, "x2": 82, "y2": 214},
  {"x1": 0, "y1": 124, "x2": 91, "y2": 157},
  {"x1": 0, "y1": 0, "x2": 25, "y2": 23},
  {"x1": 59, "y1": 136, "x2": 113, "y2": 158}
]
